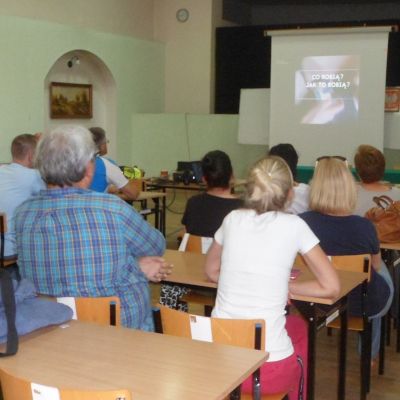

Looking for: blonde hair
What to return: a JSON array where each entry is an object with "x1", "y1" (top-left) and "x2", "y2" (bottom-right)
[
  {"x1": 310, "y1": 158, "x2": 357, "y2": 215},
  {"x1": 245, "y1": 156, "x2": 293, "y2": 214}
]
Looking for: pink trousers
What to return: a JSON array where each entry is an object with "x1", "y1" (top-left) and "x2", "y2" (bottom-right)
[{"x1": 241, "y1": 315, "x2": 308, "y2": 400}]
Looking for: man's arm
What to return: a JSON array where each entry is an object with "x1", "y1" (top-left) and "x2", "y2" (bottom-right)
[
  {"x1": 103, "y1": 158, "x2": 140, "y2": 200},
  {"x1": 118, "y1": 180, "x2": 140, "y2": 200},
  {"x1": 138, "y1": 256, "x2": 173, "y2": 282}
]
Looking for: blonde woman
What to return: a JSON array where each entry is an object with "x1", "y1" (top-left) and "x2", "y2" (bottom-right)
[
  {"x1": 300, "y1": 156, "x2": 393, "y2": 361},
  {"x1": 206, "y1": 156, "x2": 340, "y2": 399}
]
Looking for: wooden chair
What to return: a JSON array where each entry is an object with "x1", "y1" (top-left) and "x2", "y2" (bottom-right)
[
  {"x1": 55, "y1": 296, "x2": 121, "y2": 326},
  {"x1": 153, "y1": 305, "x2": 288, "y2": 400},
  {"x1": 324, "y1": 254, "x2": 373, "y2": 400},
  {"x1": 0, "y1": 213, "x2": 18, "y2": 269},
  {"x1": 178, "y1": 233, "x2": 215, "y2": 315},
  {"x1": 0, "y1": 368, "x2": 131, "y2": 400}
]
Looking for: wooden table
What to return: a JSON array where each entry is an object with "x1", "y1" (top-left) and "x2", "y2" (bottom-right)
[
  {"x1": 291, "y1": 264, "x2": 367, "y2": 400},
  {"x1": 0, "y1": 320, "x2": 267, "y2": 400},
  {"x1": 163, "y1": 249, "x2": 367, "y2": 400}
]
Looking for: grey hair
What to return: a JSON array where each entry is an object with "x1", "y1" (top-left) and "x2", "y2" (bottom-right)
[
  {"x1": 35, "y1": 125, "x2": 96, "y2": 186},
  {"x1": 89, "y1": 127, "x2": 106, "y2": 151}
]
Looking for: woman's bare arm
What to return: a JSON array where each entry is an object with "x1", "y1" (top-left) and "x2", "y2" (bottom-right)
[
  {"x1": 289, "y1": 244, "x2": 340, "y2": 300},
  {"x1": 205, "y1": 240, "x2": 222, "y2": 283}
]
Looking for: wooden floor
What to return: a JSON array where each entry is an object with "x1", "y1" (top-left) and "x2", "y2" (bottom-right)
[{"x1": 151, "y1": 188, "x2": 400, "y2": 400}]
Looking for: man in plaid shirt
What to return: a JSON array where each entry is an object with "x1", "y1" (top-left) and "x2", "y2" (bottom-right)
[{"x1": 14, "y1": 125, "x2": 170, "y2": 331}]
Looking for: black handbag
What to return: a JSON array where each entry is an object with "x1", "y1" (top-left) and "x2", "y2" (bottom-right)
[{"x1": 0, "y1": 268, "x2": 18, "y2": 356}]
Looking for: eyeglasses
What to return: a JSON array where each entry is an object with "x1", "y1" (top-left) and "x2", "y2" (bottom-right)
[
  {"x1": 316, "y1": 155, "x2": 347, "y2": 162},
  {"x1": 315, "y1": 155, "x2": 348, "y2": 167}
]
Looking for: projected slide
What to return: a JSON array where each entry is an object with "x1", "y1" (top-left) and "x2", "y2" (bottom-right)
[{"x1": 295, "y1": 55, "x2": 360, "y2": 124}]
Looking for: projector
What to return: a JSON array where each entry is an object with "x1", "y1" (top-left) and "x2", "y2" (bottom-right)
[
  {"x1": 173, "y1": 170, "x2": 196, "y2": 185},
  {"x1": 173, "y1": 161, "x2": 203, "y2": 185}
]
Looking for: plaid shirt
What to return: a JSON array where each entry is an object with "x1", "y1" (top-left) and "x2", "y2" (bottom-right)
[{"x1": 14, "y1": 187, "x2": 165, "y2": 331}]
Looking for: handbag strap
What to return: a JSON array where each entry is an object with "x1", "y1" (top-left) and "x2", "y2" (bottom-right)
[
  {"x1": 0, "y1": 269, "x2": 18, "y2": 356},
  {"x1": 372, "y1": 195, "x2": 393, "y2": 209}
]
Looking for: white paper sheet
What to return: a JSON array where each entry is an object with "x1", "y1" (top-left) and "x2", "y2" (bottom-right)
[
  {"x1": 189, "y1": 314, "x2": 213, "y2": 342},
  {"x1": 31, "y1": 383, "x2": 60, "y2": 400},
  {"x1": 57, "y1": 297, "x2": 77, "y2": 320},
  {"x1": 201, "y1": 237, "x2": 213, "y2": 254},
  {"x1": 178, "y1": 233, "x2": 190, "y2": 252}
]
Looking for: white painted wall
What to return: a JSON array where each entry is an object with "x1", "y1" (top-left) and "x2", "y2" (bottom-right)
[{"x1": 154, "y1": 0, "x2": 213, "y2": 113}]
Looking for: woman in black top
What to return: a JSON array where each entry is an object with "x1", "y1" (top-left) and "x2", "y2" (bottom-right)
[
  {"x1": 160, "y1": 150, "x2": 242, "y2": 310},
  {"x1": 181, "y1": 150, "x2": 243, "y2": 237}
]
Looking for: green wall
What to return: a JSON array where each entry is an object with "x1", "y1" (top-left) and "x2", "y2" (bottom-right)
[
  {"x1": 0, "y1": 15, "x2": 164, "y2": 162},
  {"x1": 130, "y1": 113, "x2": 266, "y2": 178}
]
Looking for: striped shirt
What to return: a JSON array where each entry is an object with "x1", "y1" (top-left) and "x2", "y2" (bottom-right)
[{"x1": 14, "y1": 187, "x2": 165, "y2": 331}]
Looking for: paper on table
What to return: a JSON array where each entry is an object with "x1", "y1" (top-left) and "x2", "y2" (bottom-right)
[
  {"x1": 57, "y1": 297, "x2": 77, "y2": 320},
  {"x1": 189, "y1": 315, "x2": 213, "y2": 342},
  {"x1": 31, "y1": 383, "x2": 60, "y2": 400}
]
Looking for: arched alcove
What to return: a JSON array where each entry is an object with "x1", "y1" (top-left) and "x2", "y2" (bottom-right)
[{"x1": 44, "y1": 50, "x2": 117, "y2": 158}]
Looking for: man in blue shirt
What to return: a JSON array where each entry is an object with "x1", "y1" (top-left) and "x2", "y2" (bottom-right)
[
  {"x1": 89, "y1": 127, "x2": 139, "y2": 200},
  {"x1": 0, "y1": 134, "x2": 45, "y2": 257},
  {"x1": 14, "y1": 125, "x2": 169, "y2": 331}
]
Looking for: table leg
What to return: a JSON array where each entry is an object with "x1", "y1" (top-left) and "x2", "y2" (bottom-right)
[
  {"x1": 306, "y1": 303, "x2": 317, "y2": 400},
  {"x1": 161, "y1": 188, "x2": 166, "y2": 237},
  {"x1": 153, "y1": 197, "x2": 160, "y2": 232},
  {"x1": 338, "y1": 298, "x2": 347, "y2": 400}
]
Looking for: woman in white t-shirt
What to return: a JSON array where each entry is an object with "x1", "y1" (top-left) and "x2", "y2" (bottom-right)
[
  {"x1": 205, "y1": 156, "x2": 340, "y2": 399},
  {"x1": 268, "y1": 143, "x2": 310, "y2": 214}
]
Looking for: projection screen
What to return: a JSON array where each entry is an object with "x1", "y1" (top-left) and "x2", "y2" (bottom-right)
[{"x1": 268, "y1": 27, "x2": 390, "y2": 165}]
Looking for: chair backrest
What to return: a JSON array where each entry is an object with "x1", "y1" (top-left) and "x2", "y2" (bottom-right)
[
  {"x1": 330, "y1": 254, "x2": 371, "y2": 280},
  {"x1": 56, "y1": 296, "x2": 121, "y2": 326},
  {"x1": 0, "y1": 368, "x2": 131, "y2": 400},
  {"x1": 154, "y1": 304, "x2": 265, "y2": 350},
  {"x1": 153, "y1": 305, "x2": 265, "y2": 399},
  {"x1": 294, "y1": 253, "x2": 371, "y2": 280},
  {"x1": 178, "y1": 233, "x2": 212, "y2": 254}
]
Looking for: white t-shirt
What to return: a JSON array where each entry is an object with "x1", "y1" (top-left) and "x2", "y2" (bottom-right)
[
  {"x1": 286, "y1": 183, "x2": 310, "y2": 215},
  {"x1": 212, "y1": 209, "x2": 319, "y2": 362},
  {"x1": 102, "y1": 157, "x2": 128, "y2": 189}
]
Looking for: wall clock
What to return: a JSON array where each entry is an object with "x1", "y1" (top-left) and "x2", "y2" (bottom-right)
[{"x1": 176, "y1": 8, "x2": 189, "y2": 23}]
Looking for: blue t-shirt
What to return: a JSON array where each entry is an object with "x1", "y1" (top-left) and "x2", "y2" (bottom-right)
[
  {"x1": 300, "y1": 211, "x2": 379, "y2": 255},
  {"x1": 300, "y1": 211, "x2": 388, "y2": 316},
  {"x1": 0, "y1": 163, "x2": 45, "y2": 256}
]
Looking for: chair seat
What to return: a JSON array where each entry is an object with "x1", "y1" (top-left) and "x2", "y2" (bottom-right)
[
  {"x1": 328, "y1": 316, "x2": 364, "y2": 332},
  {"x1": 181, "y1": 292, "x2": 215, "y2": 307}
]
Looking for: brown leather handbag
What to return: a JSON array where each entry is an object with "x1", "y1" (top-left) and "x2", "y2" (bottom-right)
[{"x1": 365, "y1": 195, "x2": 400, "y2": 243}]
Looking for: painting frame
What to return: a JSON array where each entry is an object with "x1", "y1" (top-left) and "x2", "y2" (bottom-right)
[
  {"x1": 385, "y1": 87, "x2": 400, "y2": 112},
  {"x1": 50, "y1": 82, "x2": 93, "y2": 119}
]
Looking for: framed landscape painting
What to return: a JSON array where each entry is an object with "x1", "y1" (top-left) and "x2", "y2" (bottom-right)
[{"x1": 50, "y1": 82, "x2": 92, "y2": 119}]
